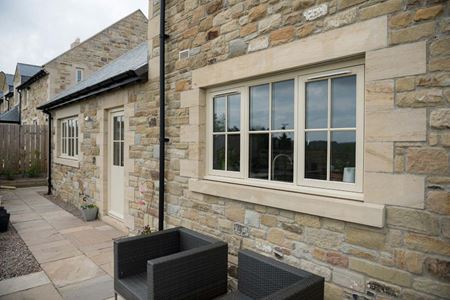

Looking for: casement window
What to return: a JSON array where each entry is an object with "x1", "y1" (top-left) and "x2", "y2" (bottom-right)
[
  {"x1": 61, "y1": 117, "x2": 79, "y2": 158},
  {"x1": 76, "y1": 68, "x2": 84, "y2": 83},
  {"x1": 207, "y1": 64, "x2": 364, "y2": 194}
]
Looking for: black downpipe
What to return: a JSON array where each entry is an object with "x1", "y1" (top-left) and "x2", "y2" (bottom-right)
[
  {"x1": 18, "y1": 90, "x2": 22, "y2": 124},
  {"x1": 44, "y1": 111, "x2": 52, "y2": 195},
  {"x1": 158, "y1": 0, "x2": 166, "y2": 231}
]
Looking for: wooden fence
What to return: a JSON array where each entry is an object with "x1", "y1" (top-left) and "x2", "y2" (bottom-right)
[{"x1": 0, "y1": 124, "x2": 48, "y2": 177}]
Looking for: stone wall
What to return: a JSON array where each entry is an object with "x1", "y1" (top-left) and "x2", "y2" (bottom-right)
[
  {"x1": 50, "y1": 84, "x2": 148, "y2": 230},
  {"x1": 21, "y1": 76, "x2": 48, "y2": 124},
  {"x1": 130, "y1": 1, "x2": 450, "y2": 299},
  {"x1": 21, "y1": 10, "x2": 148, "y2": 125}
]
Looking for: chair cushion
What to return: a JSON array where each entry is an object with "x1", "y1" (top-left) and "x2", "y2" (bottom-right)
[
  {"x1": 216, "y1": 291, "x2": 253, "y2": 300},
  {"x1": 116, "y1": 272, "x2": 147, "y2": 300}
]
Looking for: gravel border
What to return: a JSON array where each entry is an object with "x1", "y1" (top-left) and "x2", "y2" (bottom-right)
[
  {"x1": 0, "y1": 224, "x2": 42, "y2": 281},
  {"x1": 38, "y1": 192, "x2": 84, "y2": 220}
]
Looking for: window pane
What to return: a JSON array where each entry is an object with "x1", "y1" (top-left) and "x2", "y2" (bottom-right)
[
  {"x1": 113, "y1": 141, "x2": 120, "y2": 166},
  {"x1": 272, "y1": 80, "x2": 294, "y2": 130},
  {"x1": 75, "y1": 137, "x2": 78, "y2": 156},
  {"x1": 227, "y1": 134, "x2": 240, "y2": 171},
  {"x1": 62, "y1": 138, "x2": 66, "y2": 154},
  {"x1": 249, "y1": 133, "x2": 269, "y2": 179},
  {"x1": 227, "y1": 94, "x2": 240, "y2": 132},
  {"x1": 305, "y1": 131, "x2": 327, "y2": 180},
  {"x1": 69, "y1": 138, "x2": 73, "y2": 157},
  {"x1": 114, "y1": 116, "x2": 120, "y2": 140},
  {"x1": 120, "y1": 141, "x2": 124, "y2": 167},
  {"x1": 62, "y1": 123, "x2": 66, "y2": 138},
  {"x1": 250, "y1": 84, "x2": 269, "y2": 131},
  {"x1": 331, "y1": 131, "x2": 356, "y2": 183},
  {"x1": 272, "y1": 132, "x2": 294, "y2": 182},
  {"x1": 75, "y1": 120, "x2": 78, "y2": 138},
  {"x1": 306, "y1": 80, "x2": 328, "y2": 129},
  {"x1": 213, "y1": 135, "x2": 225, "y2": 170},
  {"x1": 120, "y1": 116, "x2": 124, "y2": 140},
  {"x1": 213, "y1": 96, "x2": 226, "y2": 132},
  {"x1": 332, "y1": 75, "x2": 356, "y2": 128}
]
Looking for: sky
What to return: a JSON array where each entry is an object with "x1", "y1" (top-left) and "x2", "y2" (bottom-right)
[{"x1": 0, "y1": 0, "x2": 148, "y2": 74}]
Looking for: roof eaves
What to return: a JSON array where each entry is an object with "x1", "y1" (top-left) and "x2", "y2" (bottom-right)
[{"x1": 38, "y1": 66, "x2": 147, "y2": 111}]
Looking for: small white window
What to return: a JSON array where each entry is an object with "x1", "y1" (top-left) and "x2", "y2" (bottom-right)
[
  {"x1": 61, "y1": 117, "x2": 79, "y2": 158},
  {"x1": 206, "y1": 63, "x2": 364, "y2": 195},
  {"x1": 76, "y1": 68, "x2": 83, "y2": 83}
]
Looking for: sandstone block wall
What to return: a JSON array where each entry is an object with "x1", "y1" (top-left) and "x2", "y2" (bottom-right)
[
  {"x1": 21, "y1": 10, "x2": 148, "y2": 125},
  {"x1": 139, "y1": 1, "x2": 450, "y2": 299}
]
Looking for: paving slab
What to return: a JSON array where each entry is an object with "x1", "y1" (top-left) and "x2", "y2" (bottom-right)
[
  {"x1": 41, "y1": 255, "x2": 105, "y2": 288},
  {"x1": 28, "y1": 240, "x2": 82, "y2": 264},
  {"x1": 20, "y1": 229, "x2": 65, "y2": 247},
  {"x1": 0, "y1": 283, "x2": 62, "y2": 300},
  {"x1": 0, "y1": 272, "x2": 50, "y2": 297},
  {"x1": 58, "y1": 275, "x2": 114, "y2": 300},
  {"x1": 1, "y1": 187, "x2": 125, "y2": 299},
  {"x1": 10, "y1": 212, "x2": 42, "y2": 224}
]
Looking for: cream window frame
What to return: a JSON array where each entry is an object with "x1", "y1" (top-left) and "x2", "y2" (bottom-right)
[
  {"x1": 76, "y1": 68, "x2": 84, "y2": 83},
  {"x1": 205, "y1": 61, "x2": 364, "y2": 198},
  {"x1": 60, "y1": 117, "x2": 79, "y2": 159}
]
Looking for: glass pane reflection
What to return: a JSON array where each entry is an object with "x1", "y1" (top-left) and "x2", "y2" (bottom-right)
[
  {"x1": 271, "y1": 132, "x2": 294, "y2": 182},
  {"x1": 213, "y1": 135, "x2": 225, "y2": 170},
  {"x1": 249, "y1": 133, "x2": 269, "y2": 179},
  {"x1": 331, "y1": 76, "x2": 356, "y2": 128},
  {"x1": 250, "y1": 84, "x2": 270, "y2": 131},
  {"x1": 213, "y1": 96, "x2": 226, "y2": 132},
  {"x1": 227, "y1": 134, "x2": 240, "y2": 171},
  {"x1": 305, "y1": 131, "x2": 327, "y2": 180},
  {"x1": 330, "y1": 131, "x2": 356, "y2": 182},
  {"x1": 306, "y1": 80, "x2": 328, "y2": 129},
  {"x1": 272, "y1": 80, "x2": 294, "y2": 130}
]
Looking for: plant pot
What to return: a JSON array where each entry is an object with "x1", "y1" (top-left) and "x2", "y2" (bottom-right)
[
  {"x1": 81, "y1": 206, "x2": 98, "y2": 222},
  {"x1": 0, "y1": 212, "x2": 10, "y2": 232}
]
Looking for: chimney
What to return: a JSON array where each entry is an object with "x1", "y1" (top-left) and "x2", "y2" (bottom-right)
[{"x1": 71, "y1": 38, "x2": 80, "y2": 49}]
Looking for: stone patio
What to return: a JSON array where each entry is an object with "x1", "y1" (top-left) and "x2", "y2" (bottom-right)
[{"x1": 0, "y1": 187, "x2": 126, "y2": 300}]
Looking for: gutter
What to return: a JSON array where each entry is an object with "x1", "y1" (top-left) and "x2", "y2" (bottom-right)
[
  {"x1": 38, "y1": 67, "x2": 147, "y2": 111},
  {"x1": 17, "y1": 70, "x2": 47, "y2": 91},
  {"x1": 159, "y1": 0, "x2": 167, "y2": 231}
]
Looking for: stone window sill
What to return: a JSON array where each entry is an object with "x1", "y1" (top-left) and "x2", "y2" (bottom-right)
[
  {"x1": 188, "y1": 179, "x2": 385, "y2": 228},
  {"x1": 54, "y1": 157, "x2": 79, "y2": 168}
]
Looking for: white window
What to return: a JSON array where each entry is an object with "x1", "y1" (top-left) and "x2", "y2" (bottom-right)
[
  {"x1": 76, "y1": 68, "x2": 83, "y2": 83},
  {"x1": 61, "y1": 117, "x2": 79, "y2": 158},
  {"x1": 206, "y1": 63, "x2": 364, "y2": 194}
]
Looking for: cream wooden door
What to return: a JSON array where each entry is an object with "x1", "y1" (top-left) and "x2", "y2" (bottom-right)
[{"x1": 109, "y1": 110, "x2": 125, "y2": 219}]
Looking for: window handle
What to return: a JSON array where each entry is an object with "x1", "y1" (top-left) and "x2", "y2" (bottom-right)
[{"x1": 307, "y1": 70, "x2": 351, "y2": 81}]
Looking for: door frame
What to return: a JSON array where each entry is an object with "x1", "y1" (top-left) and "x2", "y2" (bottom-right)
[{"x1": 107, "y1": 107, "x2": 125, "y2": 220}]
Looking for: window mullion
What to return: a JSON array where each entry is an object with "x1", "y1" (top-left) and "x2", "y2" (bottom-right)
[
  {"x1": 224, "y1": 96, "x2": 228, "y2": 170},
  {"x1": 268, "y1": 82, "x2": 272, "y2": 181},
  {"x1": 326, "y1": 78, "x2": 331, "y2": 181}
]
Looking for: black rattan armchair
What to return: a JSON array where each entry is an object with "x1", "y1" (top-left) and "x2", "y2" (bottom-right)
[
  {"x1": 114, "y1": 227, "x2": 228, "y2": 300},
  {"x1": 218, "y1": 250, "x2": 324, "y2": 300}
]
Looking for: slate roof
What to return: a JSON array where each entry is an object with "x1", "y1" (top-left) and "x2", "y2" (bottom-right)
[
  {"x1": 17, "y1": 63, "x2": 43, "y2": 83},
  {"x1": 38, "y1": 42, "x2": 148, "y2": 111},
  {"x1": 5, "y1": 73, "x2": 14, "y2": 94},
  {"x1": 0, "y1": 105, "x2": 20, "y2": 123}
]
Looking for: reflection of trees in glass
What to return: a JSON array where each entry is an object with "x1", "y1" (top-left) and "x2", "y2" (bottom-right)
[
  {"x1": 213, "y1": 112, "x2": 225, "y2": 132},
  {"x1": 305, "y1": 140, "x2": 327, "y2": 180},
  {"x1": 330, "y1": 140, "x2": 355, "y2": 182}
]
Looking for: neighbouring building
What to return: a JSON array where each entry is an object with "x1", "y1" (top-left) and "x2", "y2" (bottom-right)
[
  {"x1": 19, "y1": 9, "x2": 148, "y2": 125},
  {"x1": 0, "y1": 64, "x2": 42, "y2": 123},
  {"x1": 46, "y1": 1, "x2": 450, "y2": 299},
  {"x1": 38, "y1": 42, "x2": 149, "y2": 230},
  {"x1": 0, "y1": 72, "x2": 14, "y2": 113}
]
